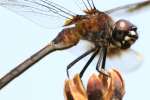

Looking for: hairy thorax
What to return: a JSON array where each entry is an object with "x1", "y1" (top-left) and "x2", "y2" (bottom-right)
[{"x1": 75, "y1": 12, "x2": 114, "y2": 47}]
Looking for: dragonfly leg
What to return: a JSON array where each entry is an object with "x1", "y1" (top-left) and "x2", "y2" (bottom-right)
[
  {"x1": 102, "y1": 47, "x2": 107, "y2": 69},
  {"x1": 79, "y1": 48, "x2": 100, "y2": 78},
  {"x1": 96, "y1": 47, "x2": 109, "y2": 76},
  {"x1": 66, "y1": 48, "x2": 96, "y2": 78},
  {"x1": 96, "y1": 48, "x2": 103, "y2": 71}
]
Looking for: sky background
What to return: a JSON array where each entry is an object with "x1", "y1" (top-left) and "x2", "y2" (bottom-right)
[{"x1": 0, "y1": 0, "x2": 150, "y2": 100}]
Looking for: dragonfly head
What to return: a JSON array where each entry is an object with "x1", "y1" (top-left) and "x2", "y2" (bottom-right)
[{"x1": 112, "y1": 19, "x2": 138, "y2": 49}]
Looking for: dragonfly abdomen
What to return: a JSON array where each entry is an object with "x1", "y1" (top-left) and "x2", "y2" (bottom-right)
[{"x1": 53, "y1": 27, "x2": 81, "y2": 48}]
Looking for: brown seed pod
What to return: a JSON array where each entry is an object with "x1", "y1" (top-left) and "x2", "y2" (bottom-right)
[
  {"x1": 64, "y1": 74, "x2": 88, "y2": 100},
  {"x1": 64, "y1": 69, "x2": 125, "y2": 100}
]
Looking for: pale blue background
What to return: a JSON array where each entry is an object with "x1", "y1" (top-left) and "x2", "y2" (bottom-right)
[{"x1": 0, "y1": 0, "x2": 150, "y2": 100}]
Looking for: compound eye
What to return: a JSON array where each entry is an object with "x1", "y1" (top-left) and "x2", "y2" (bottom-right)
[
  {"x1": 112, "y1": 19, "x2": 138, "y2": 49},
  {"x1": 116, "y1": 31, "x2": 126, "y2": 40},
  {"x1": 115, "y1": 19, "x2": 136, "y2": 32}
]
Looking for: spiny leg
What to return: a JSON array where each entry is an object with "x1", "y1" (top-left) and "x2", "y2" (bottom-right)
[
  {"x1": 102, "y1": 47, "x2": 107, "y2": 69},
  {"x1": 79, "y1": 48, "x2": 100, "y2": 78},
  {"x1": 66, "y1": 48, "x2": 96, "y2": 78},
  {"x1": 96, "y1": 48, "x2": 103, "y2": 72},
  {"x1": 96, "y1": 47, "x2": 109, "y2": 76}
]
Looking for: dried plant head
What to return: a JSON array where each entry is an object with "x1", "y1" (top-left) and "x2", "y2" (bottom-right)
[
  {"x1": 64, "y1": 69, "x2": 125, "y2": 100},
  {"x1": 64, "y1": 74, "x2": 88, "y2": 100}
]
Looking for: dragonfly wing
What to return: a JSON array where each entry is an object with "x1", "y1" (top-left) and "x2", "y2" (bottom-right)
[
  {"x1": 105, "y1": 1, "x2": 150, "y2": 17},
  {"x1": 0, "y1": 0, "x2": 76, "y2": 29},
  {"x1": 66, "y1": 42, "x2": 143, "y2": 74},
  {"x1": 106, "y1": 49, "x2": 143, "y2": 74},
  {"x1": 66, "y1": 40, "x2": 95, "y2": 57}
]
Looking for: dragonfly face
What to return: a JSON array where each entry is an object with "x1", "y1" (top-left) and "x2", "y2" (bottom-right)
[{"x1": 111, "y1": 19, "x2": 138, "y2": 49}]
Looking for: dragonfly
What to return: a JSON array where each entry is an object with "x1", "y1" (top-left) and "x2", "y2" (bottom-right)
[{"x1": 0, "y1": 0, "x2": 149, "y2": 90}]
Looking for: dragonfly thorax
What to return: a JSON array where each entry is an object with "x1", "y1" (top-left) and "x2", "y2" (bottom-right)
[{"x1": 75, "y1": 11, "x2": 114, "y2": 47}]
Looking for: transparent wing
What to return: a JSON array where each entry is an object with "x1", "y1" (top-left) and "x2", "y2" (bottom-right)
[
  {"x1": 66, "y1": 40, "x2": 143, "y2": 74},
  {"x1": 0, "y1": 0, "x2": 77, "y2": 29},
  {"x1": 106, "y1": 49, "x2": 143, "y2": 74},
  {"x1": 66, "y1": 40, "x2": 95, "y2": 56},
  {"x1": 105, "y1": 1, "x2": 150, "y2": 17}
]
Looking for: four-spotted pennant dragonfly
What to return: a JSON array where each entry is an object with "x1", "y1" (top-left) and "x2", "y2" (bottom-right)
[{"x1": 0, "y1": 0, "x2": 150, "y2": 89}]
